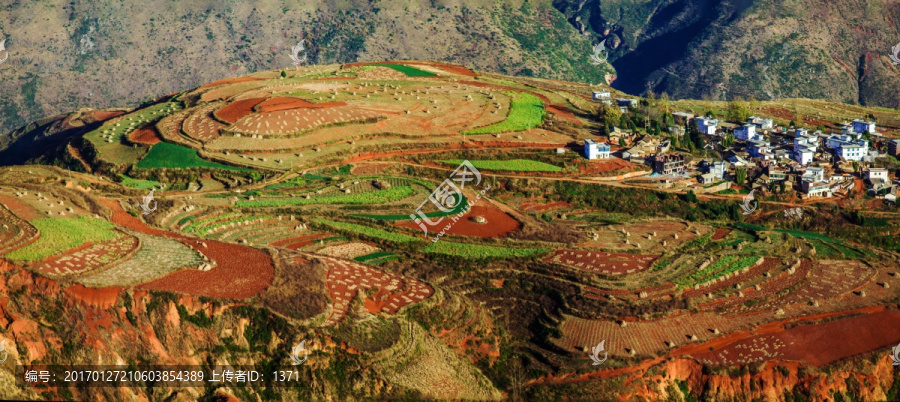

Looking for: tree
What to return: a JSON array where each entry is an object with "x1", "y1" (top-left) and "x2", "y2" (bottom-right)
[
  {"x1": 779, "y1": 180, "x2": 786, "y2": 194},
  {"x1": 736, "y1": 167, "x2": 747, "y2": 186},
  {"x1": 595, "y1": 102, "x2": 622, "y2": 130},
  {"x1": 727, "y1": 98, "x2": 751, "y2": 122},
  {"x1": 685, "y1": 190, "x2": 698, "y2": 203},
  {"x1": 618, "y1": 137, "x2": 627, "y2": 147}
]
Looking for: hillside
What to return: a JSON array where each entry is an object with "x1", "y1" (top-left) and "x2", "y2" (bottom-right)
[
  {"x1": 552, "y1": 0, "x2": 900, "y2": 107},
  {"x1": 0, "y1": 62, "x2": 899, "y2": 400},
  {"x1": 0, "y1": 0, "x2": 612, "y2": 135}
]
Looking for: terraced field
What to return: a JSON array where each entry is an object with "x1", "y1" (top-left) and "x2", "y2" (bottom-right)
[{"x1": 77, "y1": 232, "x2": 204, "y2": 287}]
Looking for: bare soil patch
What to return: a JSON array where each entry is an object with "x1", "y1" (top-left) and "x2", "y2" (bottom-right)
[
  {"x1": 65, "y1": 284, "x2": 122, "y2": 309},
  {"x1": 214, "y1": 98, "x2": 265, "y2": 124},
  {"x1": 710, "y1": 228, "x2": 731, "y2": 241},
  {"x1": 395, "y1": 204, "x2": 520, "y2": 238},
  {"x1": 128, "y1": 126, "x2": 162, "y2": 145}
]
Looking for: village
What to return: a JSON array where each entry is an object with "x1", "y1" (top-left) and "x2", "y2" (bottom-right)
[{"x1": 583, "y1": 90, "x2": 900, "y2": 205}]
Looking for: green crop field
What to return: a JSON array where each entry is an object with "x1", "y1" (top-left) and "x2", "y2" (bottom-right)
[
  {"x1": 236, "y1": 186, "x2": 415, "y2": 207},
  {"x1": 423, "y1": 241, "x2": 546, "y2": 258},
  {"x1": 370, "y1": 63, "x2": 436, "y2": 77},
  {"x1": 312, "y1": 219, "x2": 421, "y2": 243},
  {"x1": 351, "y1": 194, "x2": 468, "y2": 220},
  {"x1": 464, "y1": 92, "x2": 545, "y2": 134},
  {"x1": 136, "y1": 142, "x2": 248, "y2": 170},
  {"x1": 6, "y1": 217, "x2": 119, "y2": 261},
  {"x1": 677, "y1": 256, "x2": 737, "y2": 288},
  {"x1": 119, "y1": 175, "x2": 160, "y2": 190},
  {"x1": 440, "y1": 159, "x2": 562, "y2": 172}
]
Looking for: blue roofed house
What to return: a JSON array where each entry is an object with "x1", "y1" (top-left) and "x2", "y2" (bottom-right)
[{"x1": 584, "y1": 139, "x2": 610, "y2": 160}]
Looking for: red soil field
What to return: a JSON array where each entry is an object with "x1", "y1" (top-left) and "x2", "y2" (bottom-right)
[
  {"x1": 545, "y1": 250, "x2": 659, "y2": 275},
  {"x1": 65, "y1": 283, "x2": 122, "y2": 309},
  {"x1": 0, "y1": 194, "x2": 42, "y2": 220},
  {"x1": 520, "y1": 200, "x2": 571, "y2": 213},
  {"x1": 710, "y1": 228, "x2": 731, "y2": 240},
  {"x1": 689, "y1": 309, "x2": 900, "y2": 367},
  {"x1": 269, "y1": 233, "x2": 332, "y2": 249},
  {"x1": 311, "y1": 254, "x2": 433, "y2": 326},
  {"x1": 198, "y1": 76, "x2": 262, "y2": 90},
  {"x1": 128, "y1": 126, "x2": 162, "y2": 145},
  {"x1": 214, "y1": 98, "x2": 265, "y2": 124},
  {"x1": 33, "y1": 234, "x2": 139, "y2": 279},
  {"x1": 395, "y1": 203, "x2": 521, "y2": 238},
  {"x1": 548, "y1": 105, "x2": 582, "y2": 125},
  {"x1": 577, "y1": 157, "x2": 638, "y2": 175},
  {"x1": 89, "y1": 110, "x2": 125, "y2": 122},
  {"x1": 99, "y1": 198, "x2": 274, "y2": 299},
  {"x1": 255, "y1": 97, "x2": 346, "y2": 112}
]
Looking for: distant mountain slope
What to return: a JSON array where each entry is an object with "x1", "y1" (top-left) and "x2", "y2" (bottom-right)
[
  {"x1": 0, "y1": 0, "x2": 612, "y2": 135},
  {"x1": 552, "y1": 0, "x2": 900, "y2": 107}
]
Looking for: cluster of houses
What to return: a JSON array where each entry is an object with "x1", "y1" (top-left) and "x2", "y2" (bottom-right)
[{"x1": 583, "y1": 92, "x2": 900, "y2": 202}]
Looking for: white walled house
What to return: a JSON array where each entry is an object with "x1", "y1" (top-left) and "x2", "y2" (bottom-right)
[
  {"x1": 793, "y1": 147, "x2": 814, "y2": 165},
  {"x1": 749, "y1": 116, "x2": 774, "y2": 130},
  {"x1": 836, "y1": 143, "x2": 867, "y2": 161},
  {"x1": 852, "y1": 119, "x2": 876, "y2": 135},
  {"x1": 584, "y1": 139, "x2": 610, "y2": 160},
  {"x1": 734, "y1": 124, "x2": 758, "y2": 141},
  {"x1": 696, "y1": 117, "x2": 718, "y2": 135},
  {"x1": 592, "y1": 91, "x2": 611, "y2": 101}
]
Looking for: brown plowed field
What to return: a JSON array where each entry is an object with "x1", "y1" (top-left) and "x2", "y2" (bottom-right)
[
  {"x1": 395, "y1": 204, "x2": 520, "y2": 238},
  {"x1": 545, "y1": 250, "x2": 659, "y2": 275},
  {"x1": 690, "y1": 308, "x2": 900, "y2": 367},
  {"x1": 33, "y1": 233, "x2": 139, "y2": 279},
  {"x1": 214, "y1": 98, "x2": 265, "y2": 124},
  {"x1": 90, "y1": 110, "x2": 126, "y2": 122},
  {"x1": 269, "y1": 233, "x2": 332, "y2": 249},
  {"x1": 710, "y1": 228, "x2": 731, "y2": 240},
  {"x1": 230, "y1": 106, "x2": 382, "y2": 136},
  {"x1": 548, "y1": 105, "x2": 582, "y2": 125},
  {"x1": 255, "y1": 97, "x2": 346, "y2": 112},
  {"x1": 182, "y1": 103, "x2": 225, "y2": 142},
  {"x1": 577, "y1": 157, "x2": 638, "y2": 175},
  {"x1": 99, "y1": 198, "x2": 274, "y2": 299},
  {"x1": 128, "y1": 126, "x2": 162, "y2": 145},
  {"x1": 312, "y1": 254, "x2": 433, "y2": 326}
]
